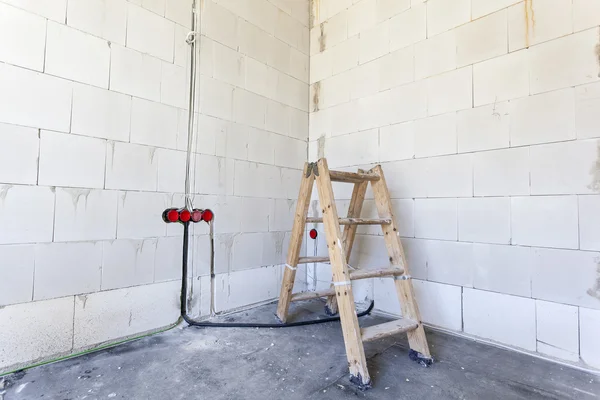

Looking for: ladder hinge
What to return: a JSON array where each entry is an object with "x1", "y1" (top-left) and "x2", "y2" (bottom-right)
[
  {"x1": 306, "y1": 162, "x2": 319, "y2": 178},
  {"x1": 393, "y1": 275, "x2": 412, "y2": 281}
]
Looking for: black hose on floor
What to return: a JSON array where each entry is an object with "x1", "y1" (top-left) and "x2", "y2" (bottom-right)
[{"x1": 180, "y1": 222, "x2": 374, "y2": 328}]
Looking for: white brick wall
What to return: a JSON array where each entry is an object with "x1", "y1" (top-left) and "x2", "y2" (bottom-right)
[
  {"x1": 413, "y1": 280, "x2": 463, "y2": 331},
  {"x1": 102, "y1": 239, "x2": 156, "y2": 290},
  {"x1": 413, "y1": 113, "x2": 457, "y2": 158},
  {"x1": 130, "y1": 97, "x2": 179, "y2": 149},
  {"x1": 511, "y1": 196, "x2": 579, "y2": 249},
  {"x1": 536, "y1": 300, "x2": 579, "y2": 362},
  {"x1": 311, "y1": 0, "x2": 600, "y2": 369},
  {"x1": 117, "y1": 191, "x2": 170, "y2": 239},
  {"x1": 579, "y1": 195, "x2": 600, "y2": 251},
  {"x1": 426, "y1": 0, "x2": 470, "y2": 37},
  {"x1": 464, "y1": 288, "x2": 536, "y2": 351},
  {"x1": 457, "y1": 101, "x2": 510, "y2": 153},
  {"x1": 109, "y1": 44, "x2": 162, "y2": 101},
  {"x1": 38, "y1": 131, "x2": 107, "y2": 189},
  {"x1": 45, "y1": 22, "x2": 111, "y2": 88},
  {"x1": 106, "y1": 142, "x2": 159, "y2": 191},
  {"x1": 414, "y1": 198, "x2": 457, "y2": 240},
  {"x1": 508, "y1": 0, "x2": 573, "y2": 51},
  {"x1": 458, "y1": 197, "x2": 511, "y2": 244},
  {"x1": 192, "y1": 0, "x2": 307, "y2": 322},
  {"x1": 473, "y1": 243, "x2": 532, "y2": 297},
  {"x1": 0, "y1": 0, "x2": 309, "y2": 374},
  {"x1": 473, "y1": 50, "x2": 529, "y2": 106},
  {"x1": 34, "y1": 242, "x2": 103, "y2": 300},
  {"x1": 473, "y1": 148, "x2": 529, "y2": 196},
  {"x1": 126, "y1": 3, "x2": 175, "y2": 62},
  {"x1": 73, "y1": 281, "x2": 180, "y2": 348},
  {"x1": 67, "y1": 0, "x2": 128, "y2": 45},
  {"x1": 1, "y1": 0, "x2": 598, "y2": 374},
  {"x1": 509, "y1": 88, "x2": 575, "y2": 146},
  {"x1": 531, "y1": 248, "x2": 600, "y2": 310},
  {"x1": 0, "y1": 63, "x2": 72, "y2": 132},
  {"x1": 580, "y1": 308, "x2": 600, "y2": 369},
  {"x1": 414, "y1": 31, "x2": 456, "y2": 80},
  {"x1": 0, "y1": 297, "x2": 74, "y2": 368},
  {"x1": 456, "y1": 10, "x2": 507, "y2": 67},
  {"x1": 374, "y1": 278, "x2": 463, "y2": 331},
  {"x1": 529, "y1": 28, "x2": 600, "y2": 95},
  {"x1": 426, "y1": 67, "x2": 473, "y2": 116},
  {"x1": 0, "y1": 123, "x2": 39, "y2": 185},
  {"x1": 1, "y1": 0, "x2": 67, "y2": 22},
  {"x1": 0, "y1": 2, "x2": 46, "y2": 71},
  {"x1": 0, "y1": 185, "x2": 55, "y2": 245},
  {"x1": 71, "y1": 84, "x2": 132, "y2": 141},
  {"x1": 0, "y1": 245, "x2": 35, "y2": 306}
]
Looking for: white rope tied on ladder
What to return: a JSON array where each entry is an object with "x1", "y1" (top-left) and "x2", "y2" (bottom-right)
[{"x1": 285, "y1": 264, "x2": 298, "y2": 271}]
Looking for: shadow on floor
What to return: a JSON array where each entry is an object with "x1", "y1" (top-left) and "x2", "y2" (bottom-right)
[{"x1": 2, "y1": 300, "x2": 599, "y2": 400}]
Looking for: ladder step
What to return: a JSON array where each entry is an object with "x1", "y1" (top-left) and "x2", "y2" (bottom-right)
[
  {"x1": 329, "y1": 170, "x2": 380, "y2": 183},
  {"x1": 289, "y1": 268, "x2": 405, "y2": 301},
  {"x1": 297, "y1": 256, "x2": 330, "y2": 264},
  {"x1": 349, "y1": 267, "x2": 405, "y2": 281},
  {"x1": 306, "y1": 217, "x2": 392, "y2": 225},
  {"x1": 361, "y1": 319, "x2": 419, "y2": 342},
  {"x1": 290, "y1": 288, "x2": 336, "y2": 302}
]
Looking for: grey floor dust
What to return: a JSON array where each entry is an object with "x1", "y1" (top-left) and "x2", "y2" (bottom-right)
[{"x1": 2, "y1": 300, "x2": 599, "y2": 400}]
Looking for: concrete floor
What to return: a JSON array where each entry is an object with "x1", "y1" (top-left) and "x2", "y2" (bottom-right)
[{"x1": 2, "y1": 300, "x2": 599, "y2": 400}]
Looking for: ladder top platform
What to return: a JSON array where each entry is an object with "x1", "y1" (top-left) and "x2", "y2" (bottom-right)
[{"x1": 329, "y1": 170, "x2": 380, "y2": 183}]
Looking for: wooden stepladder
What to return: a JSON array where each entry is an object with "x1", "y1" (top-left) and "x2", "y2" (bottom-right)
[{"x1": 276, "y1": 158, "x2": 432, "y2": 389}]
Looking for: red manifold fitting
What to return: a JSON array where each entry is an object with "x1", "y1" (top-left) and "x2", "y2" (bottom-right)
[
  {"x1": 309, "y1": 229, "x2": 318, "y2": 239},
  {"x1": 163, "y1": 208, "x2": 180, "y2": 223},
  {"x1": 202, "y1": 209, "x2": 214, "y2": 222},
  {"x1": 191, "y1": 209, "x2": 203, "y2": 223},
  {"x1": 179, "y1": 209, "x2": 191, "y2": 223},
  {"x1": 163, "y1": 208, "x2": 214, "y2": 224}
]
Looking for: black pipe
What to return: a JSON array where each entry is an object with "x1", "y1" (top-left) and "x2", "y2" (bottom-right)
[{"x1": 180, "y1": 221, "x2": 374, "y2": 328}]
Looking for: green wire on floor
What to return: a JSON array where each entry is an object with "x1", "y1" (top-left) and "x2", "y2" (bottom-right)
[{"x1": 0, "y1": 319, "x2": 181, "y2": 378}]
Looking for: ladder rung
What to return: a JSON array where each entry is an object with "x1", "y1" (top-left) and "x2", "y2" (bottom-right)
[
  {"x1": 297, "y1": 256, "x2": 330, "y2": 264},
  {"x1": 306, "y1": 217, "x2": 392, "y2": 225},
  {"x1": 290, "y1": 288, "x2": 336, "y2": 302},
  {"x1": 329, "y1": 170, "x2": 380, "y2": 183},
  {"x1": 289, "y1": 268, "x2": 405, "y2": 302},
  {"x1": 349, "y1": 267, "x2": 405, "y2": 281},
  {"x1": 361, "y1": 319, "x2": 419, "y2": 342}
]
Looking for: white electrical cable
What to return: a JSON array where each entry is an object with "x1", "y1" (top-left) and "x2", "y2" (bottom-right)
[
  {"x1": 182, "y1": 0, "x2": 205, "y2": 315},
  {"x1": 184, "y1": 0, "x2": 202, "y2": 211}
]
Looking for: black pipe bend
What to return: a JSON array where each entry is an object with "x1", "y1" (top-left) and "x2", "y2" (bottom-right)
[
  {"x1": 180, "y1": 222, "x2": 374, "y2": 328},
  {"x1": 182, "y1": 301, "x2": 375, "y2": 328}
]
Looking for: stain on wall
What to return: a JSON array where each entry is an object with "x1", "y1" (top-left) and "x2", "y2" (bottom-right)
[
  {"x1": 0, "y1": 185, "x2": 12, "y2": 203},
  {"x1": 77, "y1": 294, "x2": 88, "y2": 309},
  {"x1": 587, "y1": 260, "x2": 600, "y2": 301},
  {"x1": 219, "y1": 233, "x2": 238, "y2": 272},
  {"x1": 274, "y1": 232, "x2": 286, "y2": 256},
  {"x1": 149, "y1": 147, "x2": 157, "y2": 164},
  {"x1": 596, "y1": 31, "x2": 600, "y2": 77},
  {"x1": 309, "y1": 0, "x2": 320, "y2": 30},
  {"x1": 589, "y1": 142, "x2": 600, "y2": 192},
  {"x1": 524, "y1": 0, "x2": 535, "y2": 48},
  {"x1": 319, "y1": 22, "x2": 327, "y2": 52},
  {"x1": 65, "y1": 188, "x2": 92, "y2": 209},
  {"x1": 312, "y1": 81, "x2": 321, "y2": 112},
  {"x1": 317, "y1": 135, "x2": 326, "y2": 159}
]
